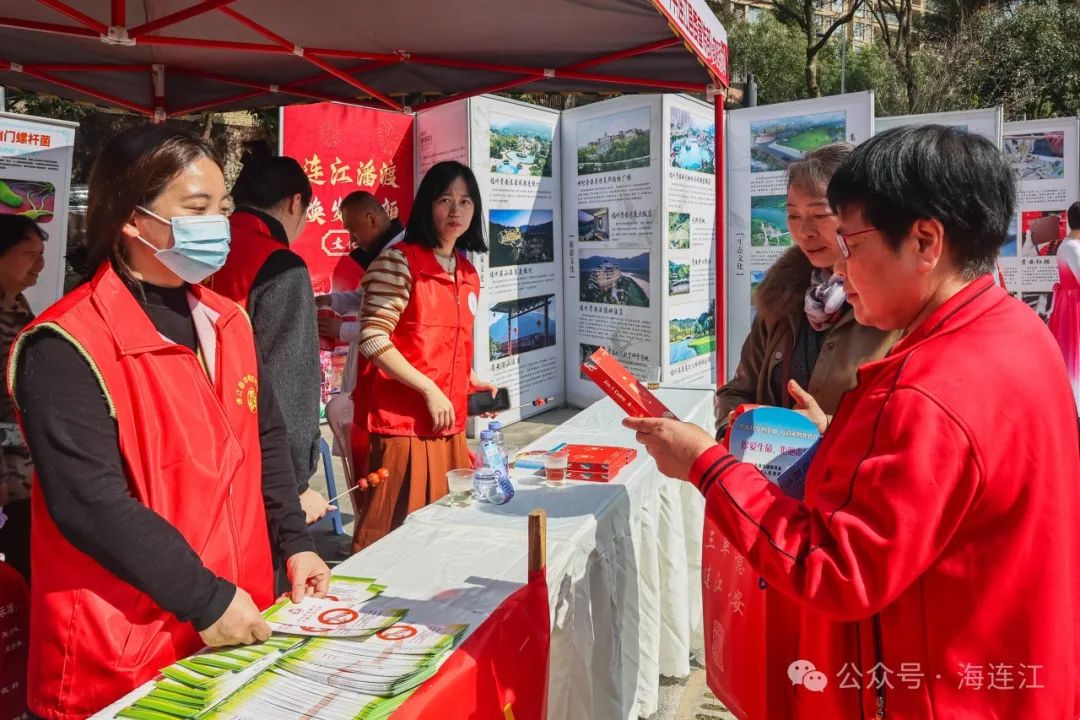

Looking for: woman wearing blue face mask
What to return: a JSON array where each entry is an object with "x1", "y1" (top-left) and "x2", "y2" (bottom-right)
[{"x1": 6, "y1": 125, "x2": 330, "y2": 718}]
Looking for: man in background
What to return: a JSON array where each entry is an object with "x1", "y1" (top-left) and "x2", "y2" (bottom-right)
[{"x1": 316, "y1": 191, "x2": 404, "y2": 365}]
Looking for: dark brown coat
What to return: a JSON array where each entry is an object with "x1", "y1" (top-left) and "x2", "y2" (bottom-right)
[{"x1": 715, "y1": 247, "x2": 901, "y2": 436}]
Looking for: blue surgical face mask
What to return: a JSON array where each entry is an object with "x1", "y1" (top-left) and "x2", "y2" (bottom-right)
[{"x1": 136, "y1": 206, "x2": 231, "y2": 284}]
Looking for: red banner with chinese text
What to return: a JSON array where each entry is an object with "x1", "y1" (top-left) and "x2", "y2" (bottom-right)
[
  {"x1": 280, "y1": 103, "x2": 414, "y2": 402},
  {"x1": 393, "y1": 570, "x2": 550, "y2": 720},
  {"x1": 0, "y1": 561, "x2": 29, "y2": 720},
  {"x1": 702, "y1": 511, "x2": 801, "y2": 720}
]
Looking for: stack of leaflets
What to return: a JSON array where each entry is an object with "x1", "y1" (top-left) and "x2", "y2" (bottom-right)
[
  {"x1": 276, "y1": 622, "x2": 468, "y2": 695},
  {"x1": 206, "y1": 623, "x2": 468, "y2": 720},
  {"x1": 115, "y1": 577, "x2": 469, "y2": 720},
  {"x1": 115, "y1": 637, "x2": 302, "y2": 720},
  {"x1": 263, "y1": 597, "x2": 405, "y2": 640}
]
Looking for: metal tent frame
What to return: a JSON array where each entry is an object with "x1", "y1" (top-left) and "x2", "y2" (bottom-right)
[{"x1": 0, "y1": 0, "x2": 732, "y2": 373}]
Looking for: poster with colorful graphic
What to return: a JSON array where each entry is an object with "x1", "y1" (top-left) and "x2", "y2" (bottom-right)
[
  {"x1": 416, "y1": 96, "x2": 564, "y2": 427},
  {"x1": 280, "y1": 103, "x2": 415, "y2": 403},
  {"x1": 563, "y1": 95, "x2": 718, "y2": 406},
  {"x1": 1001, "y1": 118, "x2": 1079, "y2": 315},
  {"x1": 0, "y1": 112, "x2": 77, "y2": 314},
  {"x1": 470, "y1": 97, "x2": 564, "y2": 425},
  {"x1": 663, "y1": 96, "x2": 717, "y2": 385},
  {"x1": 725, "y1": 93, "x2": 874, "y2": 379},
  {"x1": 563, "y1": 95, "x2": 663, "y2": 407}
]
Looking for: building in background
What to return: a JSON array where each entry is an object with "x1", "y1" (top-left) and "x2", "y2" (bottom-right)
[{"x1": 729, "y1": 0, "x2": 926, "y2": 46}]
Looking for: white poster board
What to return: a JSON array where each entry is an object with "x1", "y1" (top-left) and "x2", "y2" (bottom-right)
[
  {"x1": 416, "y1": 97, "x2": 565, "y2": 425},
  {"x1": 562, "y1": 95, "x2": 664, "y2": 407},
  {"x1": 468, "y1": 97, "x2": 564, "y2": 424},
  {"x1": 416, "y1": 102, "x2": 469, "y2": 176},
  {"x1": 0, "y1": 111, "x2": 77, "y2": 313},
  {"x1": 662, "y1": 96, "x2": 718, "y2": 387},
  {"x1": 875, "y1": 107, "x2": 1002, "y2": 145},
  {"x1": 724, "y1": 92, "x2": 874, "y2": 379},
  {"x1": 1000, "y1": 117, "x2": 1080, "y2": 321},
  {"x1": 562, "y1": 94, "x2": 718, "y2": 407}
]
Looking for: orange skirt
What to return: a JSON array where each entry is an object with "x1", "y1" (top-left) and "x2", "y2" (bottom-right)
[{"x1": 351, "y1": 432, "x2": 471, "y2": 553}]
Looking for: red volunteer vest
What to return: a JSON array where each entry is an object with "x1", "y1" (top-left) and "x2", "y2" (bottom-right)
[
  {"x1": 206, "y1": 210, "x2": 290, "y2": 308},
  {"x1": 7, "y1": 264, "x2": 274, "y2": 719},
  {"x1": 366, "y1": 242, "x2": 478, "y2": 438}
]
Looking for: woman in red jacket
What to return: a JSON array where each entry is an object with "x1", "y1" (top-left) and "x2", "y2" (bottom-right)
[
  {"x1": 628, "y1": 125, "x2": 1080, "y2": 718},
  {"x1": 351, "y1": 161, "x2": 495, "y2": 551},
  {"x1": 8, "y1": 126, "x2": 329, "y2": 719}
]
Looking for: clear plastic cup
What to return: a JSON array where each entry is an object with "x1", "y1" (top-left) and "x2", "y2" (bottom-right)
[
  {"x1": 543, "y1": 450, "x2": 570, "y2": 487},
  {"x1": 446, "y1": 469, "x2": 475, "y2": 507}
]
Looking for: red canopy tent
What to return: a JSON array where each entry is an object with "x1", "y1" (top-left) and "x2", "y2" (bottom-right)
[{"x1": 0, "y1": 0, "x2": 731, "y2": 370}]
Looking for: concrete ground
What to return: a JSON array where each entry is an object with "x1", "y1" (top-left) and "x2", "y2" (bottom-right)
[{"x1": 305, "y1": 407, "x2": 728, "y2": 720}]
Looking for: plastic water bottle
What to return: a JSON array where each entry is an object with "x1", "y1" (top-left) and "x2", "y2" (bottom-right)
[
  {"x1": 488, "y1": 421, "x2": 510, "y2": 470},
  {"x1": 476, "y1": 429, "x2": 514, "y2": 504}
]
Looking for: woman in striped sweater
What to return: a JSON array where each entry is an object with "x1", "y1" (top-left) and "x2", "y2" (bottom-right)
[{"x1": 352, "y1": 161, "x2": 495, "y2": 549}]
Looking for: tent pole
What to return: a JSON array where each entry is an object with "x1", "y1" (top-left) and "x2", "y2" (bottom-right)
[
  {"x1": 24, "y1": 63, "x2": 149, "y2": 72},
  {"x1": 167, "y1": 67, "x2": 368, "y2": 106},
  {"x1": 129, "y1": 0, "x2": 238, "y2": 38},
  {"x1": 713, "y1": 90, "x2": 726, "y2": 384},
  {"x1": 151, "y1": 64, "x2": 166, "y2": 123},
  {"x1": 562, "y1": 38, "x2": 680, "y2": 71},
  {"x1": 299, "y1": 49, "x2": 399, "y2": 62},
  {"x1": 218, "y1": 6, "x2": 401, "y2": 110},
  {"x1": 0, "y1": 16, "x2": 97, "y2": 38},
  {"x1": 286, "y1": 58, "x2": 401, "y2": 90},
  {"x1": 169, "y1": 89, "x2": 265, "y2": 117},
  {"x1": 4, "y1": 63, "x2": 152, "y2": 115},
  {"x1": 406, "y1": 54, "x2": 704, "y2": 93},
  {"x1": 111, "y1": 0, "x2": 125, "y2": 28},
  {"x1": 33, "y1": 0, "x2": 107, "y2": 34},
  {"x1": 414, "y1": 75, "x2": 545, "y2": 111}
]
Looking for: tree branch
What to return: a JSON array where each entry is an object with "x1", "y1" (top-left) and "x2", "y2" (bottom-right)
[{"x1": 810, "y1": 0, "x2": 865, "y2": 53}]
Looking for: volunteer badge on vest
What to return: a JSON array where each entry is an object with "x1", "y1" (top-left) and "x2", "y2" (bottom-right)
[{"x1": 235, "y1": 373, "x2": 258, "y2": 413}]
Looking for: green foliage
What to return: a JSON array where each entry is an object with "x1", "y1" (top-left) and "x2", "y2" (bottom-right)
[
  {"x1": 723, "y1": 0, "x2": 1080, "y2": 121},
  {"x1": 727, "y1": 13, "x2": 809, "y2": 104},
  {"x1": 960, "y1": 0, "x2": 1080, "y2": 119}
]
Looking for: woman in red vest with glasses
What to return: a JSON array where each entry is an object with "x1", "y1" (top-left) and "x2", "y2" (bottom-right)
[
  {"x1": 351, "y1": 161, "x2": 495, "y2": 551},
  {"x1": 6, "y1": 125, "x2": 330, "y2": 719}
]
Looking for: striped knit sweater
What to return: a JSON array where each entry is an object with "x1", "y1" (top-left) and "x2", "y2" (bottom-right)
[{"x1": 358, "y1": 246, "x2": 457, "y2": 360}]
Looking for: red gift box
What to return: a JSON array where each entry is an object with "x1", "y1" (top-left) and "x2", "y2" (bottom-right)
[
  {"x1": 562, "y1": 444, "x2": 638, "y2": 482},
  {"x1": 580, "y1": 348, "x2": 679, "y2": 420}
]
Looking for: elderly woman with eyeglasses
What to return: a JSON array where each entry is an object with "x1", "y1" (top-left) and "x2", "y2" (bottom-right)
[
  {"x1": 628, "y1": 126, "x2": 1080, "y2": 719},
  {"x1": 715, "y1": 143, "x2": 899, "y2": 439}
]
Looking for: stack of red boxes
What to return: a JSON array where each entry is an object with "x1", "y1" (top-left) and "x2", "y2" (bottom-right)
[{"x1": 563, "y1": 444, "x2": 638, "y2": 482}]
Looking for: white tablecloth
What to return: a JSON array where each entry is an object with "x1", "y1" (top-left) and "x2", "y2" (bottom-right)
[
  {"x1": 95, "y1": 387, "x2": 712, "y2": 720},
  {"x1": 405, "y1": 386, "x2": 712, "y2": 719}
]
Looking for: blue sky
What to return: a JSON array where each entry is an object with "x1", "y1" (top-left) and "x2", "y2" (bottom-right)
[
  {"x1": 490, "y1": 112, "x2": 553, "y2": 139},
  {"x1": 490, "y1": 307, "x2": 557, "y2": 343},
  {"x1": 490, "y1": 208, "x2": 552, "y2": 227}
]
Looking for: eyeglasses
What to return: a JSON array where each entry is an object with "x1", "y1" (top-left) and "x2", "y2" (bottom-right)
[{"x1": 835, "y1": 227, "x2": 876, "y2": 258}]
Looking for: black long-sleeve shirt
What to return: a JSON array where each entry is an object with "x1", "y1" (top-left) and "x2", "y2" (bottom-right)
[{"x1": 13, "y1": 281, "x2": 313, "y2": 631}]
